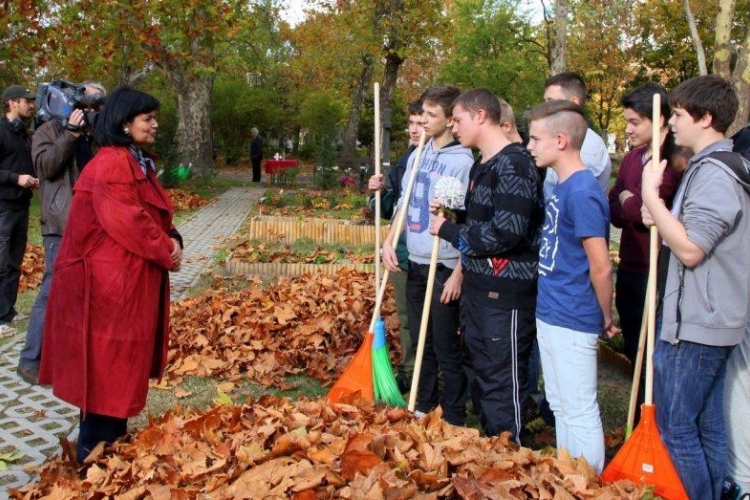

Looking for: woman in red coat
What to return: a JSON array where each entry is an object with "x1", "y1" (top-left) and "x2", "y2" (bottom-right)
[{"x1": 39, "y1": 87, "x2": 183, "y2": 462}]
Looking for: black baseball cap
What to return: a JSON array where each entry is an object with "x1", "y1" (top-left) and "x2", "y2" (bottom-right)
[{"x1": 2, "y1": 85, "x2": 36, "y2": 103}]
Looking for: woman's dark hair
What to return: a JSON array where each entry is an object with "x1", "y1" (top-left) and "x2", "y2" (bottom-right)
[
  {"x1": 620, "y1": 83, "x2": 670, "y2": 125},
  {"x1": 94, "y1": 86, "x2": 160, "y2": 147},
  {"x1": 621, "y1": 83, "x2": 677, "y2": 160}
]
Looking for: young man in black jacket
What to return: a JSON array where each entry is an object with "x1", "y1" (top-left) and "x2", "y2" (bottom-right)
[
  {"x1": 429, "y1": 89, "x2": 544, "y2": 442},
  {"x1": 0, "y1": 85, "x2": 39, "y2": 337}
]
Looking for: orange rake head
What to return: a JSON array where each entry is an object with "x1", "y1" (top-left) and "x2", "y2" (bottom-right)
[
  {"x1": 328, "y1": 332, "x2": 374, "y2": 404},
  {"x1": 601, "y1": 404, "x2": 688, "y2": 500}
]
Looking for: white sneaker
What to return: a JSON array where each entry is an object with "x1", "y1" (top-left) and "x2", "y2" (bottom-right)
[{"x1": 0, "y1": 323, "x2": 17, "y2": 337}]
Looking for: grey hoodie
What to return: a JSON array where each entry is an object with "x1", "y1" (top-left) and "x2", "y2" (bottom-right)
[
  {"x1": 661, "y1": 139, "x2": 750, "y2": 346},
  {"x1": 396, "y1": 139, "x2": 473, "y2": 267}
]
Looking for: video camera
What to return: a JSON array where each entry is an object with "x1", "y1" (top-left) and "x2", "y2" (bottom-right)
[{"x1": 35, "y1": 80, "x2": 104, "y2": 130}]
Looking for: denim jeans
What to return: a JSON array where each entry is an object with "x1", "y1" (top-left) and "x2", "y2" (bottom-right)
[
  {"x1": 537, "y1": 319, "x2": 604, "y2": 472},
  {"x1": 406, "y1": 262, "x2": 467, "y2": 425},
  {"x1": 0, "y1": 206, "x2": 29, "y2": 322},
  {"x1": 654, "y1": 339, "x2": 734, "y2": 500},
  {"x1": 19, "y1": 235, "x2": 61, "y2": 369}
]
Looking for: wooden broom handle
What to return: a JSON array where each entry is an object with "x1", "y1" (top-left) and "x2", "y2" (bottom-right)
[
  {"x1": 368, "y1": 131, "x2": 427, "y2": 333},
  {"x1": 374, "y1": 83, "x2": 382, "y2": 292}
]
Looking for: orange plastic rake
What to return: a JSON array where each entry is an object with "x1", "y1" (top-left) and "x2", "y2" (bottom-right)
[{"x1": 600, "y1": 94, "x2": 688, "y2": 500}]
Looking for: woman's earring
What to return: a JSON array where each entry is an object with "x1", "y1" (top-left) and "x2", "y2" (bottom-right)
[{"x1": 123, "y1": 127, "x2": 130, "y2": 135}]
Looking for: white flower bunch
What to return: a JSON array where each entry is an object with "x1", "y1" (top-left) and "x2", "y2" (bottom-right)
[{"x1": 433, "y1": 176, "x2": 465, "y2": 209}]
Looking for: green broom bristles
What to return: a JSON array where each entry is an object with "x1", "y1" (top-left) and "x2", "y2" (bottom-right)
[{"x1": 372, "y1": 317, "x2": 406, "y2": 407}]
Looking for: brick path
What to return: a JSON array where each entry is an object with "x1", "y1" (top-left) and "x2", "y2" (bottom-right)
[{"x1": 0, "y1": 187, "x2": 262, "y2": 493}]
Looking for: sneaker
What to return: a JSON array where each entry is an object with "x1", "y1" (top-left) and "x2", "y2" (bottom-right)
[
  {"x1": 17, "y1": 365, "x2": 40, "y2": 385},
  {"x1": 0, "y1": 323, "x2": 17, "y2": 337}
]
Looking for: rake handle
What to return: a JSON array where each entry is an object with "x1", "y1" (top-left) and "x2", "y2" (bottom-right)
[
  {"x1": 408, "y1": 210, "x2": 443, "y2": 412},
  {"x1": 645, "y1": 94, "x2": 661, "y2": 406}
]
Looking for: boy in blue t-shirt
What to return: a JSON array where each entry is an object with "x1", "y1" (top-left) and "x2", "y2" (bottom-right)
[{"x1": 526, "y1": 100, "x2": 618, "y2": 473}]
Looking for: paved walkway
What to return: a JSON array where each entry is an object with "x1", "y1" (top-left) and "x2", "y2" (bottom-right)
[{"x1": 0, "y1": 187, "x2": 263, "y2": 493}]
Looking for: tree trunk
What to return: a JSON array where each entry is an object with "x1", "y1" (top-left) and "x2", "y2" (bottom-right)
[
  {"x1": 713, "y1": 0, "x2": 750, "y2": 135},
  {"x1": 340, "y1": 54, "x2": 374, "y2": 170},
  {"x1": 550, "y1": 0, "x2": 569, "y2": 75},
  {"x1": 381, "y1": 51, "x2": 403, "y2": 170},
  {"x1": 729, "y1": 34, "x2": 750, "y2": 135},
  {"x1": 168, "y1": 72, "x2": 216, "y2": 178},
  {"x1": 683, "y1": 0, "x2": 707, "y2": 75},
  {"x1": 713, "y1": 0, "x2": 735, "y2": 77}
]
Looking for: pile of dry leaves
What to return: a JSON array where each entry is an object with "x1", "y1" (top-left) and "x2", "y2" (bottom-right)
[
  {"x1": 11, "y1": 396, "x2": 644, "y2": 499},
  {"x1": 167, "y1": 189, "x2": 209, "y2": 211},
  {"x1": 19, "y1": 243, "x2": 44, "y2": 292},
  {"x1": 164, "y1": 269, "x2": 397, "y2": 389}
]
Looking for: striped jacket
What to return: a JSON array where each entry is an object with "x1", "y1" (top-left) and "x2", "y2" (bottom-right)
[{"x1": 437, "y1": 143, "x2": 544, "y2": 309}]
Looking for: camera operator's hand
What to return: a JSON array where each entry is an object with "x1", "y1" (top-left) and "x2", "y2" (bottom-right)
[
  {"x1": 67, "y1": 109, "x2": 87, "y2": 137},
  {"x1": 17, "y1": 175, "x2": 39, "y2": 189}
]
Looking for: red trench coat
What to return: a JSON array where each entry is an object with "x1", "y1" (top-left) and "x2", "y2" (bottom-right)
[{"x1": 39, "y1": 146, "x2": 176, "y2": 418}]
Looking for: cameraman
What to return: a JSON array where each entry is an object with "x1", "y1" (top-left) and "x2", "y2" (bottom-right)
[
  {"x1": 17, "y1": 81, "x2": 104, "y2": 385},
  {"x1": 0, "y1": 85, "x2": 39, "y2": 337}
]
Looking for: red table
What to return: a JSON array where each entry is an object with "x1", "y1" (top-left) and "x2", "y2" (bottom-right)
[{"x1": 265, "y1": 158, "x2": 299, "y2": 184}]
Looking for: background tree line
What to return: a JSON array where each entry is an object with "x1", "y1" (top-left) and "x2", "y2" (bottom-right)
[{"x1": 1, "y1": 0, "x2": 749, "y2": 178}]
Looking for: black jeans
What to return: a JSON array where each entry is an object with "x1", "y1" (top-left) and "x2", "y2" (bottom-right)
[
  {"x1": 77, "y1": 412, "x2": 128, "y2": 463},
  {"x1": 406, "y1": 262, "x2": 467, "y2": 425},
  {"x1": 615, "y1": 268, "x2": 648, "y2": 425},
  {"x1": 0, "y1": 206, "x2": 28, "y2": 322}
]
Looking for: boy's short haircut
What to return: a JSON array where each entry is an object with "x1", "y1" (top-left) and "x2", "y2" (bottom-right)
[
  {"x1": 451, "y1": 88, "x2": 502, "y2": 124},
  {"x1": 527, "y1": 100, "x2": 588, "y2": 150},
  {"x1": 544, "y1": 72, "x2": 587, "y2": 105},
  {"x1": 498, "y1": 98, "x2": 517, "y2": 130},
  {"x1": 407, "y1": 99, "x2": 424, "y2": 116},
  {"x1": 420, "y1": 84, "x2": 462, "y2": 117},
  {"x1": 669, "y1": 75, "x2": 738, "y2": 134}
]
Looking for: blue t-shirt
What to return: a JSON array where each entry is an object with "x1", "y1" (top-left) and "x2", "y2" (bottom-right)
[{"x1": 537, "y1": 169, "x2": 610, "y2": 334}]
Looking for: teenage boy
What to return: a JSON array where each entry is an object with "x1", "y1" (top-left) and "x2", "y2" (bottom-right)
[
  {"x1": 526, "y1": 99, "x2": 617, "y2": 473},
  {"x1": 641, "y1": 75, "x2": 750, "y2": 500},
  {"x1": 382, "y1": 85, "x2": 473, "y2": 426},
  {"x1": 368, "y1": 100, "x2": 424, "y2": 391},
  {"x1": 542, "y1": 72, "x2": 612, "y2": 199},
  {"x1": 429, "y1": 89, "x2": 544, "y2": 442}
]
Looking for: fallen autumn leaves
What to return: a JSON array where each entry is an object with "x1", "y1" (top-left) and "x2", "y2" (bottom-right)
[
  {"x1": 10, "y1": 396, "x2": 644, "y2": 499},
  {"x1": 163, "y1": 269, "x2": 399, "y2": 390}
]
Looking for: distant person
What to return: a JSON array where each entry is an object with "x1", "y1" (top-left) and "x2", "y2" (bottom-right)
[
  {"x1": 527, "y1": 99, "x2": 618, "y2": 473},
  {"x1": 17, "y1": 81, "x2": 106, "y2": 385},
  {"x1": 430, "y1": 89, "x2": 544, "y2": 443},
  {"x1": 542, "y1": 72, "x2": 612, "y2": 199},
  {"x1": 39, "y1": 87, "x2": 183, "y2": 463},
  {"x1": 641, "y1": 75, "x2": 750, "y2": 500},
  {"x1": 0, "y1": 85, "x2": 39, "y2": 337},
  {"x1": 367, "y1": 99, "x2": 423, "y2": 391},
  {"x1": 382, "y1": 84, "x2": 472, "y2": 425},
  {"x1": 249, "y1": 127, "x2": 263, "y2": 182}
]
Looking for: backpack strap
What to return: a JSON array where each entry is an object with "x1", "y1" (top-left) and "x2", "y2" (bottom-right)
[{"x1": 705, "y1": 150, "x2": 750, "y2": 195}]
